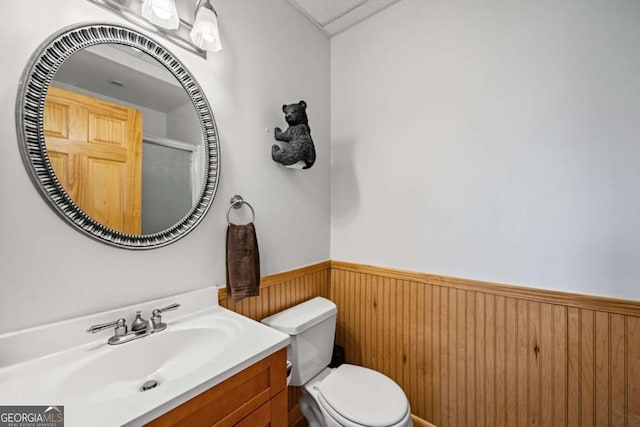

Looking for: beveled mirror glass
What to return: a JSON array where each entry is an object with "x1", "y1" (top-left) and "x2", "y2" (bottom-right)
[{"x1": 16, "y1": 23, "x2": 220, "y2": 249}]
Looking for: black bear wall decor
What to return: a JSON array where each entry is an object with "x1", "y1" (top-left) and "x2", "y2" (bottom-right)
[{"x1": 272, "y1": 100, "x2": 316, "y2": 169}]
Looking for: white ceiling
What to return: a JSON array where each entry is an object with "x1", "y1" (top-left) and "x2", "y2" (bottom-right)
[
  {"x1": 52, "y1": 45, "x2": 189, "y2": 114},
  {"x1": 287, "y1": 0, "x2": 404, "y2": 36}
]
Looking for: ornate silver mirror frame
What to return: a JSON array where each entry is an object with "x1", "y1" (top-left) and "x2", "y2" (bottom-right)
[{"x1": 16, "y1": 23, "x2": 220, "y2": 249}]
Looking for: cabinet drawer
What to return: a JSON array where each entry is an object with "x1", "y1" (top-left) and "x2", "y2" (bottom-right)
[
  {"x1": 236, "y1": 389, "x2": 287, "y2": 427},
  {"x1": 236, "y1": 399, "x2": 272, "y2": 427},
  {"x1": 146, "y1": 348, "x2": 287, "y2": 427}
]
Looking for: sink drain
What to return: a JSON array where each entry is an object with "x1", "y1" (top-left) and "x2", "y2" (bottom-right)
[{"x1": 140, "y1": 379, "x2": 159, "y2": 392}]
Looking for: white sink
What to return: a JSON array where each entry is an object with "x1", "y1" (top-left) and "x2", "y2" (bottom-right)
[
  {"x1": 0, "y1": 287, "x2": 289, "y2": 427},
  {"x1": 55, "y1": 319, "x2": 239, "y2": 404}
]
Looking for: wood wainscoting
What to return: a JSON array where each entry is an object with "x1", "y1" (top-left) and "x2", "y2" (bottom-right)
[
  {"x1": 220, "y1": 260, "x2": 640, "y2": 427},
  {"x1": 218, "y1": 261, "x2": 331, "y2": 426},
  {"x1": 330, "y1": 261, "x2": 640, "y2": 427}
]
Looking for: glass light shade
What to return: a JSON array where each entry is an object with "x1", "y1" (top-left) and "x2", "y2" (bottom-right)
[
  {"x1": 190, "y1": 5, "x2": 222, "y2": 52},
  {"x1": 141, "y1": 0, "x2": 180, "y2": 29}
]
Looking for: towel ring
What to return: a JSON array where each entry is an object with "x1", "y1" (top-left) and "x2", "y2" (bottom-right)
[{"x1": 227, "y1": 195, "x2": 256, "y2": 224}]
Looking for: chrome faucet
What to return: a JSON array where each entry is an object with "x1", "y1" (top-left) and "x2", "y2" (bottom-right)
[
  {"x1": 86, "y1": 318, "x2": 128, "y2": 345},
  {"x1": 150, "y1": 303, "x2": 180, "y2": 332},
  {"x1": 86, "y1": 303, "x2": 181, "y2": 345}
]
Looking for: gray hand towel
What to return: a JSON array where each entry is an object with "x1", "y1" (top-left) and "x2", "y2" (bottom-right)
[{"x1": 226, "y1": 223, "x2": 260, "y2": 301}]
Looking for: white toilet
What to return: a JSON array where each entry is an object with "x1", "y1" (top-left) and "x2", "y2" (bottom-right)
[{"x1": 262, "y1": 297, "x2": 413, "y2": 427}]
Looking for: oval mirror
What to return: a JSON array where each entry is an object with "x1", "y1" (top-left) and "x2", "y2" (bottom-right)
[{"x1": 16, "y1": 23, "x2": 220, "y2": 249}]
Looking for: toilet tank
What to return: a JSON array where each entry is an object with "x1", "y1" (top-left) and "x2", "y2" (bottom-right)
[{"x1": 262, "y1": 297, "x2": 337, "y2": 386}]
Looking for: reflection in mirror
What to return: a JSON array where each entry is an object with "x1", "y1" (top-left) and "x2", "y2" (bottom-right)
[
  {"x1": 17, "y1": 24, "x2": 219, "y2": 249},
  {"x1": 46, "y1": 44, "x2": 205, "y2": 235}
]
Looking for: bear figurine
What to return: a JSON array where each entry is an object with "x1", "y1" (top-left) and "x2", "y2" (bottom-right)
[{"x1": 272, "y1": 100, "x2": 316, "y2": 169}]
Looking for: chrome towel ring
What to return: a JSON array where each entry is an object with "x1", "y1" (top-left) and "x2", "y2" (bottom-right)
[{"x1": 226, "y1": 195, "x2": 256, "y2": 224}]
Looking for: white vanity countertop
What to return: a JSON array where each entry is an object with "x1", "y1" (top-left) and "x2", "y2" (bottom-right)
[{"x1": 0, "y1": 287, "x2": 290, "y2": 427}]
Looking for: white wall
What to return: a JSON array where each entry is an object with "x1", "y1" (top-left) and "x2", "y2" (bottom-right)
[
  {"x1": 167, "y1": 102, "x2": 201, "y2": 146},
  {"x1": 331, "y1": 0, "x2": 640, "y2": 300},
  {"x1": 0, "y1": 0, "x2": 330, "y2": 333}
]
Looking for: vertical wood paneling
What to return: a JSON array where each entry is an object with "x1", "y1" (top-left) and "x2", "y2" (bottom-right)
[
  {"x1": 540, "y1": 303, "x2": 553, "y2": 427},
  {"x1": 528, "y1": 301, "x2": 540, "y2": 426},
  {"x1": 628, "y1": 316, "x2": 640, "y2": 426},
  {"x1": 391, "y1": 279, "x2": 406, "y2": 390},
  {"x1": 223, "y1": 261, "x2": 640, "y2": 427},
  {"x1": 349, "y1": 271, "x2": 357, "y2": 365},
  {"x1": 409, "y1": 281, "x2": 419, "y2": 416},
  {"x1": 485, "y1": 294, "x2": 496, "y2": 427},
  {"x1": 472, "y1": 292, "x2": 482, "y2": 427},
  {"x1": 403, "y1": 281, "x2": 413, "y2": 399},
  {"x1": 440, "y1": 287, "x2": 449, "y2": 426},
  {"x1": 516, "y1": 299, "x2": 529, "y2": 426},
  {"x1": 374, "y1": 275, "x2": 384, "y2": 377},
  {"x1": 329, "y1": 263, "x2": 640, "y2": 427},
  {"x1": 366, "y1": 274, "x2": 376, "y2": 369},
  {"x1": 421, "y1": 284, "x2": 430, "y2": 421},
  {"x1": 495, "y1": 296, "x2": 506, "y2": 427},
  {"x1": 581, "y1": 310, "x2": 595, "y2": 427},
  {"x1": 568, "y1": 307, "x2": 581, "y2": 427},
  {"x1": 460, "y1": 291, "x2": 478, "y2": 426},
  {"x1": 505, "y1": 297, "x2": 518, "y2": 427},
  {"x1": 354, "y1": 272, "x2": 362, "y2": 366},
  {"x1": 382, "y1": 277, "x2": 392, "y2": 379},
  {"x1": 448, "y1": 288, "x2": 458, "y2": 427},
  {"x1": 595, "y1": 311, "x2": 609, "y2": 427},
  {"x1": 611, "y1": 314, "x2": 626, "y2": 426},
  {"x1": 431, "y1": 286, "x2": 441, "y2": 425},
  {"x1": 456, "y1": 290, "x2": 466, "y2": 427},
  {"x1": 554, "y1": 305, "x2": 568, "y2": 426}
]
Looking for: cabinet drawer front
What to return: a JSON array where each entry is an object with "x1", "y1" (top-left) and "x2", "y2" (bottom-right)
[
  {"x1": 236, "y1": 389, "x2": 288, "y2": 427},
  {"x1": 236, "y1": 400, "x2": 271, "y2": 427},
  {"x1": 146, "y1": 348, "x2": 287, "y2": 427}
]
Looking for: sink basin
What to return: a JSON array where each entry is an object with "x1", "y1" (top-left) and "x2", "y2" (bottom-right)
[
  {"x1": 56, "y1": 319, "x2": 239, "y2": 404},
  {"x1": 0, "y1": 290, "x2": 290, "y2": 427}
]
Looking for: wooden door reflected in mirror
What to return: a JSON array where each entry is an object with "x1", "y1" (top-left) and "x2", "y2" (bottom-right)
[{"x1": 45, "y1": 86, "x2": 143, "y2": 234}]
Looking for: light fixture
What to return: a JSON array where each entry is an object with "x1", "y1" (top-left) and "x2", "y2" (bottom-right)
[
  {"x1": 141, "y1": 0, "x2": 180, "y2": 30},
  {"x1": 190, "y1": 0, "x2": 222, "y2": 52},
  {"x1": 87, "y1": 0, "x2": 223, "y2": 57}
]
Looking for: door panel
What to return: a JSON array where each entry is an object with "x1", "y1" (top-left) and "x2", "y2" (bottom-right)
[{"x1": 44, "y1": 85, "x2": 142, "y2": 234}]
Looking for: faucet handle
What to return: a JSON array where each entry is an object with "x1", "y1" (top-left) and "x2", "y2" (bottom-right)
[
  {"x1": 151, "y1": 303, "x2": 181, "y2": 332},
  {"x1": 86, "y1": 318, "x2": 127, "y2": 337},
  {"x1": 152, "y1": 303, "x2": 181, "y2": 316}
]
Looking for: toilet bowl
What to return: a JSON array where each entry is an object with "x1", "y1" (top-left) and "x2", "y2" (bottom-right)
[
  {"x1": 302, "y1": 365, "x2": 412, "y2": 427},
  {"x1": 262, "y1": 297, "x2": 412, "y2": 427}
]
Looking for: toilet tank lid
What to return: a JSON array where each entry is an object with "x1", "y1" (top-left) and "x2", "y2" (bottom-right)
[{"x1": 261, "y1": 297, "x2": 337, "y2": 335}]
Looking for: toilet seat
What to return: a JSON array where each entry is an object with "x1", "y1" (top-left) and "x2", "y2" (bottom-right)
[
  {"x1": 316, "y1": 364, "x2": 410, "y2": 427},
  {"x1": 318, "y1": 393, "x2": 412, "y2": 427}
]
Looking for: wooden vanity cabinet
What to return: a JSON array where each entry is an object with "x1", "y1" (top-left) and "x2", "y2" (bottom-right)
[{"x1": 146, "y1": 348, "x2": 287, "y2": 427}]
